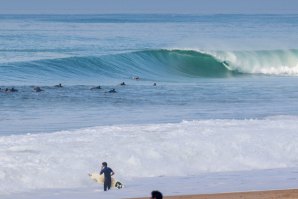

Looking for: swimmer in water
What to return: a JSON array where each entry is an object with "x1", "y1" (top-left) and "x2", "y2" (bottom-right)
[
  {"x1": 54, "y1": 83, "x2": 63, "y2": 88},
  {"x1": 90, "y1": 85, "x2": 101, "y2": 90},
  {"x1": 108, "y1": 88, "x2": 117, "y2": 93},
  {"x1": 33, "y1": 87, "x2": 43, "y2": 92},
  {"x1": 4, "y1": 87, "x2": 18, "y2": 92}
]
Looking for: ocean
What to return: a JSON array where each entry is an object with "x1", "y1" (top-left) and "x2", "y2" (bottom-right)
[{"x1": 0, "y1": 14, "x2": 298, "y2": 197}]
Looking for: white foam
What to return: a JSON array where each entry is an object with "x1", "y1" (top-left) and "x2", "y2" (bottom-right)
[
  {"x1": 211, "y1": 50, "x2": 298, "y2": 75},
  {"x1": 1, "y1": 117, "x2": 298, "y2": 195}
]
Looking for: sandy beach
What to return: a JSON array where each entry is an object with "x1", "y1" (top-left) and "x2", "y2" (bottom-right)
[{"x1": 133, "y1": 189, "x2": 298, "y2": 199}]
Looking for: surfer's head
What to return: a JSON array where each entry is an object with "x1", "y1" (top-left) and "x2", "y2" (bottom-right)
[
  {"x1": 102, "y1": 162, "x2": 107, "y2": 167},
  {"x1": 151, "y1": 190, "x2": 163, "y2": 199}
]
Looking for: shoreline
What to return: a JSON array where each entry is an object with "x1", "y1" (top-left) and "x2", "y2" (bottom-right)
[
  {"x1": 1, "y1": 155, "x2": 298, "y2": 199},
  {"x1": 132, "y1": 189, "x2": 298, "y2": 199},
  {"x1": 2, "y1": 167, "x2": 298, "y2": 199}
]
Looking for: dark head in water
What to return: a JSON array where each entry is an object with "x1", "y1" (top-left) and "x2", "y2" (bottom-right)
[
  {"x1": 108, "y1": 88, "x2": 117, "y2": 93},
  {"x1": 90, "y1": 86, "x2": 101, "y2": 90},
  {"x1": 5, "y1": 87, "x2": 18, "y2": 92},
  {"x1": 33, "y1": 87, "x2": 44, "y2": 92},
  {"x1": 133, "y1": 76, "x2": 140, "y2": 80},
  {"x1": 54, "y1": 83, "x2": 63, "y2": 88},
  {"x1": 153, "y1": 83, "x2": 157, "y2": 86},
  {"x1": 120, "y1": 82, "x2": 126, "y2": 86},
  {"x1": 11, "y1": 87, "x2": 18, "y2": 92}
]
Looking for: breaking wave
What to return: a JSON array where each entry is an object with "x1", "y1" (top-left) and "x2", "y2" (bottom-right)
[{"x1": 1, "y1": 49, "x2": 298, "y2": 84}]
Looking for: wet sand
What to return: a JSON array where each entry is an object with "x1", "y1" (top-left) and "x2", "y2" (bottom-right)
[{"x1": 132, "y1": 189, "x2": 298, "y2": 199}]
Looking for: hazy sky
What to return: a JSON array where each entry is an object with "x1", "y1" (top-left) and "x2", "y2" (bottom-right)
[{"x1": 0, "y1": 0, "x2": 297, "y2": 14}]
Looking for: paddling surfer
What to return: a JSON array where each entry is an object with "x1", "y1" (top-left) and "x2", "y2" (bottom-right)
[
  {"x1": 54, "y1": 83, "x2": 63, "y2": 88},
  {"x1": 100, "y1": 162, "x2": 114, "y2": 191}
]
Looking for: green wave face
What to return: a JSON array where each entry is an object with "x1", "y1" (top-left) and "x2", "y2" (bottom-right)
[{"x1": 143, "y1": 49, "x2": 236, "y2": 77}]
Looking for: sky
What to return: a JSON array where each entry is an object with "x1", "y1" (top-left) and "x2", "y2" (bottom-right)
[{"x1": 0, "y1": 0, "x2": 297, "y2": 14}]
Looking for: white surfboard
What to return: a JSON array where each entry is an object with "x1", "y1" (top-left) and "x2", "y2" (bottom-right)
[{"x1": 88, "y1": 172, "x2": 123, "y2": 189}]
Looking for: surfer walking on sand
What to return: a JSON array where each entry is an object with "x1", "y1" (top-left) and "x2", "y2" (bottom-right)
[{"x1": 100, "y1": 162, "x2": 114, "y2": 191}]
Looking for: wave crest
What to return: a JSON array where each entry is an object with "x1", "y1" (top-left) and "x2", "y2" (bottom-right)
[
  {"x1": 1, "y1": 49, "x2": 298, "y2": 84},
  {"x1": 211, "y1": 49, "x2": 298, "y2": 75}
]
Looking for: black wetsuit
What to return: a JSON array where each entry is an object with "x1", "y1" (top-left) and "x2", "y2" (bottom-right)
[{"x1": 100, "y1": 167, "x2": 113, "y2": 191}]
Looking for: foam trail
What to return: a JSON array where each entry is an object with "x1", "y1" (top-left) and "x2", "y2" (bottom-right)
[{"x1": 0, "y1": 117, "x2": 298, "y2": 195}]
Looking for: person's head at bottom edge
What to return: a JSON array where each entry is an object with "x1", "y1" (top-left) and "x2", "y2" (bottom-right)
[{"x1": 151, "y1": 190, "x2": 163, "y2": 199}]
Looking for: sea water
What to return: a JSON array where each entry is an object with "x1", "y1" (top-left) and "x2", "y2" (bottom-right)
[{"x1": 1, "y1": 14, "x2": 298, "y2": 196}]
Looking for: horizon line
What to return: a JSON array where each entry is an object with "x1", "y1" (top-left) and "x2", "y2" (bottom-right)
[{"x1": 0, "y1": 12, "x2": 297, "y2": 15}]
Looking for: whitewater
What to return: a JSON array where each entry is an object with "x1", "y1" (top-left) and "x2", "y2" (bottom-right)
[
  {"x1": 1, "y1": 14, "x2": 298, "y2": 198},
  {"x1": 1, "y1": 117, "x2": 298, "y2": 198}
]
